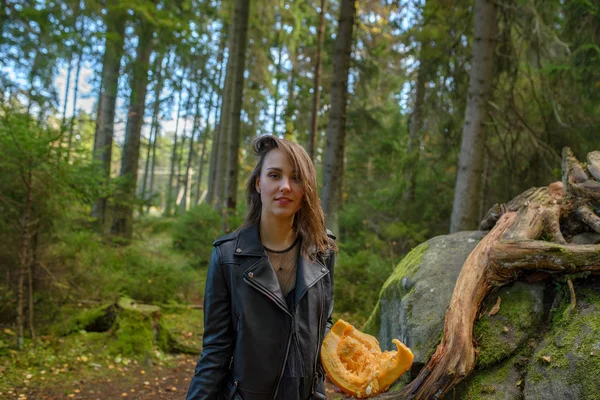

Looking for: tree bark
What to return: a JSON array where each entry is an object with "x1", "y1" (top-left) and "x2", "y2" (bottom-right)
[
  {"x1": 309, "y1": 0, "x2": 327, "y2": 161},
  {"x1": 213, "y1": 12, "x2": 238, "y2": 209},
  {"x1": 164, "y1": 74, "x2": 185, "y2": 217},
  {"x1": 322, "y1": 0, "x2": 356, "y2": 236},
  {"x1": 404, "y1": 51, "x2": 427, "y2": 204},
  {"x1": 111, "y1": 11, "x2": 155, "y2": 239},
  {"x1": 180, "y1": 90, "x2": 203, "y2": 213},
  {"x1": 224, "y1": 0, "x2": 251, "y2": 212},
  {"x1": 16, "y1": 169, "x2": 32, "y2": 349},
  {"x1": 374, "y1": 148, "x2": 600, "y2": 399},
  {"x1": 92, "y1": 1, "x2": 126, "y2": 232},
  {"x1": 450, "y1": 0, "x2": 498, "y2": 233},
  {"x1": 141, "y1": 55, "x2": 165, "y2": 212},
  {"x1": 206, "y1": 23, "x2": 228, "y2": 206}
]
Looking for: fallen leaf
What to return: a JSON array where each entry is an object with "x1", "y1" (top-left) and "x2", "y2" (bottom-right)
[
  {"x1": 503, "y1": 326, "x2": 510, "y2": 333},
  {"x1": 4, "y1": 328, "x2": 15, "y2": 336},
  {"x1": 542, "y1": 355, "x2": 552, "y2": 363},
  {"x1": 488, "y1": 297, "x2": 502, "y2": 316}
]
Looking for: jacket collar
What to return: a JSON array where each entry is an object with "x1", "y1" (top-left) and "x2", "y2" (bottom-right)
[{"x1": 234, "y1": 224, "x2": 329, "y2": 311}]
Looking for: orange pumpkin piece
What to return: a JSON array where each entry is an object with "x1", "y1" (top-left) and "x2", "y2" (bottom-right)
[{"x1": 320, "y1": 319, "x2": 414, "y2": 398}]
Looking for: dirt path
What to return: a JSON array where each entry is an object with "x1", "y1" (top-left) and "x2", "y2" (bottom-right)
[{"x1": 4, "y1": 355, "x2": 341, "y2": 400}]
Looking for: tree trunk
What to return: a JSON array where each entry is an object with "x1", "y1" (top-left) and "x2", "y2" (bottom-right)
[
  {"x1": 175, "y1": 92, "x2": 193, "y2": 213},
  {"x1": 92, "y1": 2, "x2": 126, "y2": 232},
  {"x1": 111, "y1": 13, "x2": 155, "y2": 239},
  {"x1": 309, "y1": 0, "x2": 327, "y2": 161},
  {"x1": 404, "y1": 51, "x2": 427, "y2": 204},
  {"x1": 374, "y1": 148, "x2": 600, "y2": 399},
  {"x1": 206, "y1": 24, "x2": 228, "y2": 206},
  {"x1": 164, "y1": 75, "x2": 185, "y2": 217},
  {"x1": 272, "y1": 25, "x2": 282, "y2": 135},
  {"x1": 195, "y1": 69, "x2": 219, "y2": 205},
  {"x1": 141, "y1": 122, "x2": 156, "y2": 210},
  {"x1": 214, "y1": 27, "x2": 237, "y2": 210},
  {"x1": 321, "y1": 0, "x2": 356, "y2": 236},
  {"x1": 449, "y1": 0, "x2": 498, "y2": 233},
  {"x1": 180, "y1": 92, "x2": 202, "y2": 213},
  {"x1": 224, "y1": 0, "x2": 251, "y2": 213},
  {"x1": 16, "y1": 169, "x2": 32, "y2": 349},
  {"x1": 141, "y1": 55, "x2": 165, "y2": 212},
  {"x1": 67, "y1": 44, "x2": 83, "y2": 161}
]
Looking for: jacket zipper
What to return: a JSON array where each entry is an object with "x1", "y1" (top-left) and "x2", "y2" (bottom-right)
[
  {"x1": 312, "y1": 279, "x2": 325, "y2": 395},
  {"x1": 272, "y1": 324, "x2": 293, "y2": 399}
]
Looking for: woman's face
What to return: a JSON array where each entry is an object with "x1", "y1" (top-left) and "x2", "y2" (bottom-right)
[{"x1": 256, "y1": 149, "x2": 304, "y2": 221}]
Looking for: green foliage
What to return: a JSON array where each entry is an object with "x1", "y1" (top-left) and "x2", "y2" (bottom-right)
[
  {"x1": 333, "y1": 250, "x2": 395, "y2": 326},
  {"x1": 172, "y1": 204, "x2": 228, "y2": 265},
  {"x1": 42, "y1": 227, "x2": 198, "y2": 312}
]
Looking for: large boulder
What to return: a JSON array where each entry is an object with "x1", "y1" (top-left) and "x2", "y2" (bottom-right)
[
  {"x1": 362, "y1": 231, "x2": 596, "y2": 396},
  {"x1": 363, "y1": 231, "x2": 486, "y2": 368}
]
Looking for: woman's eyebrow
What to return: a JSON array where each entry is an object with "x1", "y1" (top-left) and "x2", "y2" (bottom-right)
[{"x1": 265, "y1": 167, "x2": 283, "y2": 172}]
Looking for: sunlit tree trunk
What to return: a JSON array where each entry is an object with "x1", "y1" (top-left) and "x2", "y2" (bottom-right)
[
  {"x1": 67, "y1": 43, "x2": 83, "y2": 160},
  {"x1": 309, "y1": 0, "x2": 327, "y2": 161},
  {"x1": 141, "y1": 55, "x2": 165, "y2": 212},
  {"x1": 111, "y1": 13, "x2": 155, "y2": 239},
  {"x1": 225, "y1": 0, "x2": 251, "y2": 213},
  {"x1": 180, "y1": 91, "x2": 202, "y2": 213},
  {"x1": 164, "y1": 74, "x2": 185, "y2": 217},
  {"x1": 322, "y1": 0, "x2": 356, "y2": 236},
  {"x1": 92, "y1": 2, "x2": 126, "y2": 232},
  {"x1": 450, "y1": 0, "x2": 498, "y2": 233}
]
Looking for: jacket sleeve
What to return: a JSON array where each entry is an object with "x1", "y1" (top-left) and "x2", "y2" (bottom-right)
[
  {"x1": 186, "y1": 247, "x2": 234, "y2": 400},
  {"x1": 324, "y1": 249, "x2": 336, "y2": 338}
]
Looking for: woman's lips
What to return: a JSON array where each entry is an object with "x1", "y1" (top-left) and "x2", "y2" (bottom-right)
[{"x1": 275, "y1": 197, "x2": 292, "y2": 204}]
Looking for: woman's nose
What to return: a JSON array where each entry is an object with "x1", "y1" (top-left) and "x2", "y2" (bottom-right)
[{"x1": 280, "y1": 178, "x2": 291, "y2": 192}]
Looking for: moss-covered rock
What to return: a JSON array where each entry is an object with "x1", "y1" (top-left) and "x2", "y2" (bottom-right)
[
  {"x1": 450, "y1": 351, "x2": 527, "y2": 400},
  {"x1": 523, "y1": 283, "x2": 600, "y2": 399},
  {"x1": 475, "y1": 282, "x2": 545, "y2": 368},
  {"x1": 364, "y1": 231, "x2": 486, "y2": 370}
]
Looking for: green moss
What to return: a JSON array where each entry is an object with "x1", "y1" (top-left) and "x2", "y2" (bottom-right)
[
  {"x1": 362, "y1": 243, "x2": 428, "y2": 335},
  {"x1": 526, "y1": 286, "x2": 600, "y2": 398},
  {"x1": 475, "y1": 283, "x2": 544, "y2": 369},
  {"x1": 52, "y1": 303, "x2": 114, "y2": 336},
  {"x1": 108, "y1": 305, "x2": 156, "y2": 358}
]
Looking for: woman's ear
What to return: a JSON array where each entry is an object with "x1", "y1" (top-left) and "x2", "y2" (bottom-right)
[{"x1": 255, "y1": 178, "x2": 261, "y2": 193}]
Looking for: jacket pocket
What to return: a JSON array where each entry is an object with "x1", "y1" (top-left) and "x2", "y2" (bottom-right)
[{"x1": 224, "y1": 379, "x2": 241, "y2": 400}]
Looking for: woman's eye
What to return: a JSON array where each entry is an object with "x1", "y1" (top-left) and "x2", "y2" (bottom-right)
[{"x1": 269, "y1": 173, "x2": 279, "y2": 179}]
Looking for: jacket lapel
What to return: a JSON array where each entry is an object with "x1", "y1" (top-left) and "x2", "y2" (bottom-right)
[
  {"x1": 295, "y1": 252, "x2": 329, "y2": 306},
  {"x1": 235, "y1": 225, "x2": 329, "y2": 312},
  {"x1": 235, "y1": 225, "x2": 289, "y2": 313},
  {"x1": 244, "y1": 255, "x2": 289, "y2": 313}
]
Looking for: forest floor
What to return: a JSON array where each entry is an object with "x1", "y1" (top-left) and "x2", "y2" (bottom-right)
[{"x1": 1, "y1": 355, "x2": 340, "y2": 399}]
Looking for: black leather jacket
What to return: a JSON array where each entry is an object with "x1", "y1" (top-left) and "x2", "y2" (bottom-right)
[{"x1": 186, "y1": 224, "x2": 336, "y2": 400}]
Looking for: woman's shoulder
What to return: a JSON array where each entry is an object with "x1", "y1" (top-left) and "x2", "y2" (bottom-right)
[
  {"x1": 212, "y1": 230, "x2": 238, "y2": 247},
  {"x1": 326, "y1": 229, "x2": 336, "y2": 240}
]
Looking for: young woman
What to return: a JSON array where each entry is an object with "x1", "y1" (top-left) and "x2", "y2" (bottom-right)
[{"x1": 186, "y1": 135, "x2": 337, "y2": 400}]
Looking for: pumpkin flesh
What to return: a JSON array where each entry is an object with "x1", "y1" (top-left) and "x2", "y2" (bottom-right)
[{"x1": 321, "y1": 319, "x2": 414, "y2": 398}]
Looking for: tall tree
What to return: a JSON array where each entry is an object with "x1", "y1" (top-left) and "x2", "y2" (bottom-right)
[
  {"x1": 111, "y1": 3, "x2": 156, "y2": 239},
  {"x1": 91, "y1": 0, "x2": 126, "y2": 232},
  {"x1": 309, "y1": 0, "x2": 327, "y2": 161},
  {"x1": 321, "y1": 0, "x2": 356, "y2": 236},
  {"x1": 449, "y1": 0, "x2": 498, "y2": 232},
  {"x1": 224, "y1": 0, "x2": 251, "y2": 212},
  {"x1": 212, "y1": 18, "x2": 237, "y2": 209}
]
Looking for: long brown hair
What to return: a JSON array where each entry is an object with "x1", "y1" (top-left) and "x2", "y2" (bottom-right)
[{"x1": 244, "y1": 135, "x2": 337, "y2": 258}]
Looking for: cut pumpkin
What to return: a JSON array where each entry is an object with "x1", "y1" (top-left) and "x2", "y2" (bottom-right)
[{"x1": 320, "y1": 319, "x2": 414, "y2": 398}]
